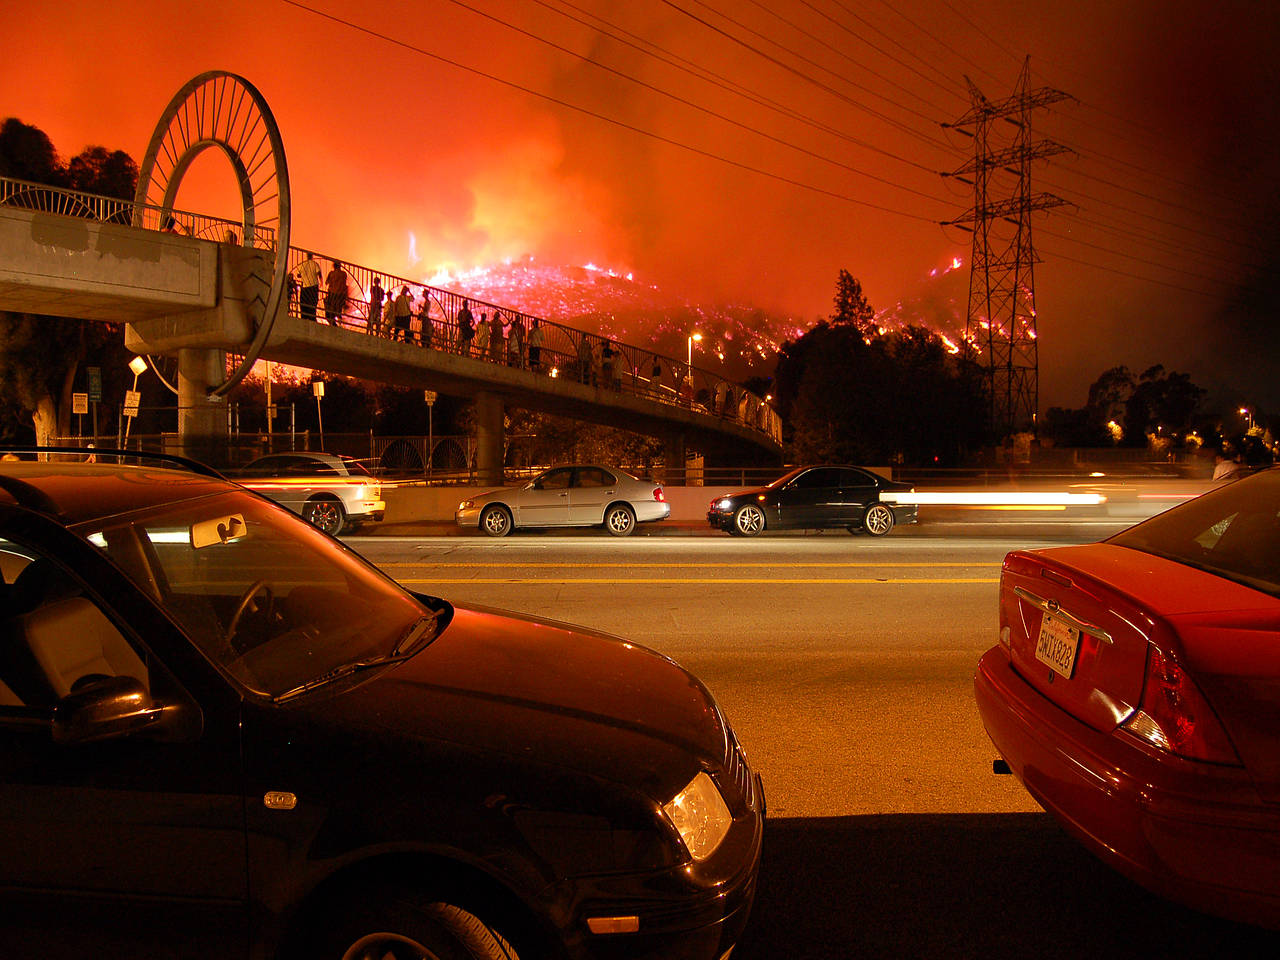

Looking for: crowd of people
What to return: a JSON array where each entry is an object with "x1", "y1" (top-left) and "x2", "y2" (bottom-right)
[{"x1": 285, "y1": 254, "x2": 776, "y2": 434}]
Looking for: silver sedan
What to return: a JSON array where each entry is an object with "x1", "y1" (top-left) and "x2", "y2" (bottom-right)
[{"x1": 456, "y1": 465, "x2": 670, "y2": 536}]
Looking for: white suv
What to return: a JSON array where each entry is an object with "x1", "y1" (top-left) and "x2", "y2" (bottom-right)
[{"x1": 238, "y1": 452, "x2": 384, "y2": 535}]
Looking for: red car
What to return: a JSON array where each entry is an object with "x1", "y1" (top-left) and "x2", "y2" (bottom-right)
[{"x1": 975, "y1": 467, "x2": 1280, "y2": 927}]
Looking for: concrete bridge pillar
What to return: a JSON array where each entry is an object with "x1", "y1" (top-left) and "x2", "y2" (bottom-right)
[
  {"x1": 474, "y1": 391, "x2": 505, "y2": 485},
  {"x1": 178, "y1": 348, "x2": 229, "y2": 466},
  {"x1": 664, "y1": 433, "x2": 686, "y2": 486}
]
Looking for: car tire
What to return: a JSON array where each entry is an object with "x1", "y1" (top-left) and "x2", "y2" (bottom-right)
[
  {"x1": 604, "y1": 503, "x2": 636, "y2": 536},
  {"x1": 304, "y1": 497, "x2": 346, "y2": 536},
  {"x1": 323, "y1": 895, "x2": 518, "y2": 960},
  {"x1": 863, "y1": 502, "x2": 894, "y2": 537},
  {"x1": 480, "y1": 504, "x2": 513, "y2": 537},
  {"x1": 732, "y1": 503, "x2": 765, "y2": 537}
]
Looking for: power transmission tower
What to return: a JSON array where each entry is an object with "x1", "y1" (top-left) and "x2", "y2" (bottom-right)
[{"x1": 942, "y1": 58, "x2": 1070, "y2": 439}]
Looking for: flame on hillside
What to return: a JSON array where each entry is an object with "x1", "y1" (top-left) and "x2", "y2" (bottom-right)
[{"x1": 428, "y1": 254, "x2": 972, "y2": 381}]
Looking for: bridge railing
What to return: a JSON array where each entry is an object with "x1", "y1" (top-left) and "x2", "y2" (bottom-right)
[
  {"x1": 0, "y1": 175, "x2": 262, "y2": 249},
  {"x1": 284, "y1": 248, "x2": 783, "y2": 445},
  {"x1": 0, "y1": 175, "x2": 782, "y2": 446}
]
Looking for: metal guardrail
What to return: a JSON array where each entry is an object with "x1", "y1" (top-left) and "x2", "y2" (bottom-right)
[{"x1": 2, "y1": 175, "x2": 782, "y2": 447}]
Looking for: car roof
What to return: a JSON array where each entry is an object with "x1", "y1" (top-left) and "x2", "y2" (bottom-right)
[
  {"x1": 246, "y1": 452, "x2": 347, "y2": 465},
  {"x1": 0, "y1": 462, "x2": 236, "y2": 527}
]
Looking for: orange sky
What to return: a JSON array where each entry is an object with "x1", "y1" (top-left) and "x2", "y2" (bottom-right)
[{"x1": 4, "y1": 0, "x2": 1278, "y2": 412}]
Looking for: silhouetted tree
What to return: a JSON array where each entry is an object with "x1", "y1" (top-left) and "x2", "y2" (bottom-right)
[
  {"x1": 829, "y1": 269, "x2": 876, "y2": 334},
  {"x1": 66, "y1": 145, "x2": 138, "y2": 201},
  {"x1": 775, "y1": 273, "x2": 986, "y2": 465},
  {"x1": 0, "y1": 118, "x2": 64, "y2": 184}
]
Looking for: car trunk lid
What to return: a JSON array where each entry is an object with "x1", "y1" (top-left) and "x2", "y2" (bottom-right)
[{"x1": 1002, "y1": 544, "x2": 1185, "y2": 732}]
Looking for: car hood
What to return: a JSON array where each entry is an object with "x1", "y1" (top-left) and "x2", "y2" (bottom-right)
[
  {"x1": 286, "y1": 603, "x2": 725, "y2": 800},
  {"x1": 719, "y1": 487, "x2": 770, "y2": 501}
]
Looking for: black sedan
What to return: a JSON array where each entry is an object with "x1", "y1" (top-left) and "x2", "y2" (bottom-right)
[
  {"x1": 708, "y1": 464, "x2": 917, "y2": 537},
  {"x1": 0, "y1": 449, "x2": 762, "y2": 960}
]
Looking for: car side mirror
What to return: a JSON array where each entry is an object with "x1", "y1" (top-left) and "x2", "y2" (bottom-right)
[{"x1": 52, "y1": 675, "x2": 166, "y2": 745}]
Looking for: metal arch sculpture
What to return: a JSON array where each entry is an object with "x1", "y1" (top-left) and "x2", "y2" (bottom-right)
[{"x1": 133, "y1": 71, "x2": 291, "y2": 397}]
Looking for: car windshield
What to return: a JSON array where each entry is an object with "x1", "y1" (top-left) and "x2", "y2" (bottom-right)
[
  {"x1": 77, "y1": 490, "x2": 433, "y2": 697},
  {"x1": 1108, "y1": 469, "x2": 1280, "y2": 598},
  {"x1": 766, "y1": 467, "x2": 808, "y2": 489}
]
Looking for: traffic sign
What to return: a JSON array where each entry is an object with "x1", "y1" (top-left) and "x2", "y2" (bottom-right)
[
  {"x1": 72, "y1": 393, "x2": 88, "y2": 415},
  {"x1": 124, "y1": 390, "x2": 141, "y2": 417}
]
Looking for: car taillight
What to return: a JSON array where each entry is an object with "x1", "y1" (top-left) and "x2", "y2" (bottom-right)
[
  {"x1": 1122, "y1": 644, "x2": 1240, "y2": 765},
  {"x1": 653, "y1": 487, "x2": 665, "y2": 502}
]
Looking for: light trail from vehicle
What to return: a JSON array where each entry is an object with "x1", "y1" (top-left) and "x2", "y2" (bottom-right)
[{"x1": 395, "y1": 577, "x2": 999, "y2": 584}]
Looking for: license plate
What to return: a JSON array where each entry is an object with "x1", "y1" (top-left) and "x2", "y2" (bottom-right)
[{"x1": 1035, "y1": 612, "x2": 1081, "y2": 679}]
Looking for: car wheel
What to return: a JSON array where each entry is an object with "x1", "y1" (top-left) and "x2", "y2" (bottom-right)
[
  {"x1": 325, "y1": 895, "x2": 518, "y2": 960},
  {"x1": 733, "y1": 503, "x2": 765, "y2": 536},
  {"x1": 604, "y1": 503, "x2": 636, "y2": 536},
  {"x1": 863, "y1": 502, "x2": 895, "y2": 537},
  {"x1": 304, "y1": 497, "x2": 346, "y2": 536},
  {"x1": 480, "y1": 504, "x2": 512, "y2": 537}
]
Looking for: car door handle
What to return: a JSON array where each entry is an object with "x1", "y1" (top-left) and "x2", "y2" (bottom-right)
[
  {"x1": 559, "y1": 492, "x2": 569, "y2": 497},
  {"x1": 1013, "y1": 586, "x2": 1113, "y2": 643}
]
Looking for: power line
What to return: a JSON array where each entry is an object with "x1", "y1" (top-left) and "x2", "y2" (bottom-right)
[
  {"x1": 440, "y1": 0, "x2": 951, "y2": 203},
  {"x1": 658, "y1": 0, "x2": 959, "y2": 155},
  {"x1": 279, "y1": 0, "x2": 944, "y2": 222}
]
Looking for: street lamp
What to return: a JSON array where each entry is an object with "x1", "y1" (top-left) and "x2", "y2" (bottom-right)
[
  {"x1": 687, "y1": 332, "x2": 702, "y2": 370},
  {"x1": 123, "y1": 355, "x2": 148, "y2": 443},
  {"x1": 1240, "y1": 406, "x2": 1254, "y2": 431}
]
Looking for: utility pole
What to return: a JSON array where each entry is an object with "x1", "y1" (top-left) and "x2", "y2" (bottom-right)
[{"x1": 943, "y1": 57, "x2": 1070, "y2": 439}]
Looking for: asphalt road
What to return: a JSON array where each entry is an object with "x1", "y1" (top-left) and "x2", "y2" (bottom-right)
[{"x1": 350, "y1": 526, "x2": 1280, "y2": 958}]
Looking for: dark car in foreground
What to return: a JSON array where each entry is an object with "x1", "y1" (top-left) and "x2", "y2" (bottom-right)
[
  {"x1": 237, "y1": 451, "x2": 385, "y2": 536},
  {"x1": 0, "y1": 450, "x2": 762, "y2": 960},
  {"x1": 707, "y1": 465, "x2": 917, "y2": 537},
  {"x1": 975, "y1": 467, "x2": 1280, "y2": 928}
]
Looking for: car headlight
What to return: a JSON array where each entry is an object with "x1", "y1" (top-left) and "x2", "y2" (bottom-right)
[
  {"x1": 458, "y1": 499, "x2": 474, "y2": 510},
  {"x1": 715, "y1": 498, "x2": 733, "y2": 511},
  {"x1": 662, "y1": 771, "x2": 731, "y2": 862}
]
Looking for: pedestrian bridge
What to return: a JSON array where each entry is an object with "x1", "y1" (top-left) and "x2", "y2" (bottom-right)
[{"x1": 0, "y1": 175, "x2": 783, "y2": 477}]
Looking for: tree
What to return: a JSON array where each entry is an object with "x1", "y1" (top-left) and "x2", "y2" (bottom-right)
[
  {"x1": 66, "y1": 145, "x2": 138, "y2": 201},
  {"x1": 829, "y1": 269, "x2": 876, "y2": 334},
  {"x1": 775, "y1": 272, "x2": 987, "y2": 465},
  {"x1": 0, "y1": 118, "x2": 64, "y2": 185}
]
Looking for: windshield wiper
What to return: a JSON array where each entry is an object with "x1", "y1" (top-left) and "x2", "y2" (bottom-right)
[
  {"x1": 272, "y1": 657, "x2": 399, "y2": 704},
  {"x1": 272, "y1": 613, "x2": 442, "y2": 704}
]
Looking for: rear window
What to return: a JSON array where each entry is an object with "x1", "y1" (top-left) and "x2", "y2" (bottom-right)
[{"x1": 1108, "y1": 469, "x2": 1280, "y2": 598}]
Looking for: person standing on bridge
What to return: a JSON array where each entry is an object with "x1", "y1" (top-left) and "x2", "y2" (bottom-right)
[
  {"x1": 393, "y1": 286, "x2": 413, "y2": 342},
  {"x1": 417, "y1": 291, "x2": 432, "y2": 347},
  {"x1": 381, "y1": 291, "x2": 396, "y2": 338},
  {"x1": 367, "y1": 277, "x2": 384, "y2": 336},
  {"x1": 296, "y1": 252, "x2": 322, "y2": 322},
  {"x1": 474, "y1": 311, "x2": 490, "y2": 358},
  {"x1": 324, "y1": 260, "x2": 349, "y2": 323},
  {"x1": 488, "y1": 309, "x2": 505, "y2": 362},
  {"x1": 527, "y1": 318, "x2": 544, "y2": 372},
  {"x1": 457, "y1": 300, "x2": 474, "y2": 355},
  {"x1": 508, "y1": 314, "x2": 525, "y2": 367}
]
